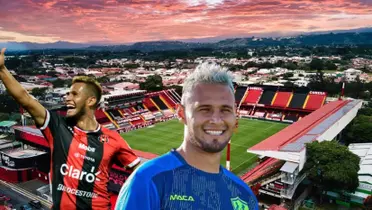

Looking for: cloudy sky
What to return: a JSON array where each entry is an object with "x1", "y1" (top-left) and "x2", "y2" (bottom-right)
[{"x1": 1, "y1": 0, "x2": 372, "y2": 43}]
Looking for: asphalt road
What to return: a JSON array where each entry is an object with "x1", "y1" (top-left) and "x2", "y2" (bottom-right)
[
  {"x1": 0, "y1": 184, "x2": 48, "y2": 210},
  {"x1": 0, "y1": 183, "x2": 31, "y2": 209}
]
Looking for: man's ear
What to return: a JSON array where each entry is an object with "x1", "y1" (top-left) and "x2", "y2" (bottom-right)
[
  {"x1": 176, "y1": 104, "x2": 186, "y2": 124},
  {"x1": 87, "y1": 96, "x2": 97, "y2": 108}
]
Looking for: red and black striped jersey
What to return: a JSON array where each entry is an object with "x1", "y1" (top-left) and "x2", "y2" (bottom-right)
[{"x1": 39, "y1": 110, "x2": 140, "y2": 210}]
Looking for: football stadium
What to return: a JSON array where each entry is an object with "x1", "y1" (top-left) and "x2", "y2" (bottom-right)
[
  {"x1": 0, "y1": 83, "x2": 364, "y2": 209},
  {"x1": 121, "y1": 118, "x2": 287, "y2": 175}
]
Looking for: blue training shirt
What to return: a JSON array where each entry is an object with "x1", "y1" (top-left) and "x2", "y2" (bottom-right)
[{"x1": 115, "y1": 150, "x2": 259, "y2": 210}]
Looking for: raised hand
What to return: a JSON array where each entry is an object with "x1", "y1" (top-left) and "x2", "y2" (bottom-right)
[{"x1": 0, "y1": 48, "x2": 6, "y2": 70}]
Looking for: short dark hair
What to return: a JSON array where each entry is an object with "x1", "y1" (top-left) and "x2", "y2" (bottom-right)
[{"x1": 72, "y1": 76, "x2": 102, "y2": 107}]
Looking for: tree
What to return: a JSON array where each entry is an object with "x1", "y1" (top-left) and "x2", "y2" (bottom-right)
[
  {"x1": 282, "y1": 72, "x2": 294, "y2": 80},
  {"x1": 324, "y1": 60, "x2": 337, "y2": 70},
  {"x1": 310, "y1": 58, "x2": 324, "y2": 70},
  {"x1": 0, "y1": 94, "x2": 20, "y2": 113},
  {"x1": 344, "y1": 115, "x2": 372, "y2": 144},
  {"x1": 123, "y1": 63, "x2": 140, "y2": 69},
  {"x1": 51, "y1": 79, "x2": 71, "y2": 88},
  {"x1": 357, "y1": 107, "x2": 372, "y2": 116},
  {"x1": 304, "y1": 141, "x2": 360, "y2": 198},
  {"x1": 283, "y1": 81, "x2": 295, "y2": 87},
  {"x1": 139, "y1": 75, "x2": 163, "y2": 92},
  {"x1": 97, "y1": 76, "x2": 110, "y2": 83},
  {"x1": 299, "y1": 63, "x2": 311, "y2": 71},
  {"x1": 275, "y1": 60, "x2": 284, "y2": 67},
  {"x1": 284, "y1": 62, "x2": 298, "y2": 70}
]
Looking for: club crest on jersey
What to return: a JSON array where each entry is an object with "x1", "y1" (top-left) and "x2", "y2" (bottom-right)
[
  {"x1": 231, "y1": 197, "x2": 249, "y2": 210},
  {"x1": 99, "y1": 135, "x2": 109, "y2": 143}
]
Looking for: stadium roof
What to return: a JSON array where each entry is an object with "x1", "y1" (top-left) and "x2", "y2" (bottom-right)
[
  {"x1": 14, "y1": 126, "x2": 43, "y2": 136},
  {"x1": 349, "y1": 143, "x2": 372, "y2": 184},
  {"x1": 2, "y1": 149, "x2": 47, "y2": 159},
  {"x1": 247, "y1": 99, "x2": 363, "y2": 169},
  {"x1": 249, "y1": 100, "x2": 360, "y2": 152},
  {"x1": 102, "y1": 89, "x2": 146, "y2": 99}
]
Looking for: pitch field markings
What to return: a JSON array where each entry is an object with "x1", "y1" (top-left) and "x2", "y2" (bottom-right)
[{"x1": 121, "y1": 119, "x2": 287, "y2": 175}]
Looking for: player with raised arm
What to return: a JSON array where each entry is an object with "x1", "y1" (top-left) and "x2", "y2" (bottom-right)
[{"x1": 0, "y1": 48, "x2": 140, "y2": 210}]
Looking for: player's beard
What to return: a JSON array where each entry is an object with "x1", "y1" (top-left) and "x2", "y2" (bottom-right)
[
  {"x1": 188, "y1": 126, "x2": 231, "y2": 153},
  {"x1": 67, "y1": 105, "x2": 86, "y2": 122}
]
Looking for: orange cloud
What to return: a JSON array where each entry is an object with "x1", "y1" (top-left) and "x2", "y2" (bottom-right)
[{"x1": 0, "y1": 0, "x2": 371, "y2": 43}]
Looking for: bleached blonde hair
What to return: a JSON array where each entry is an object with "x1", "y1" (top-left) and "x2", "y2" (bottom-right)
[{"x1": 181, "y1": 62, "x2": 234, "y2": 106}]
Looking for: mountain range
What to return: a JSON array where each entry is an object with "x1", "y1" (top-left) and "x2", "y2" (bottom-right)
[{"x1": 2, "y1": 27, "x2": 372, "y2": 52}]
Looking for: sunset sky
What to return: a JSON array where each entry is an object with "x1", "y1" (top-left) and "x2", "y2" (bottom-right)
[{"x1": 1, "y1": 0, "x2": 372, "y2": 44}]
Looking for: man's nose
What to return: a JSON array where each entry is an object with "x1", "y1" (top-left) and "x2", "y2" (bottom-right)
[
  {"x1": 209, "y1": 111, "x2": 223, "y2": 124},
  {"x1": 64, "y1": 95, "x2": 71, "y2": 102}
]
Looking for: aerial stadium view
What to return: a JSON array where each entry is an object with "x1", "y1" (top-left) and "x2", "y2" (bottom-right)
[
  {"x1": 1, "y1": 79, "x2": 368, "y2": 209},
  {"x1": 1, "y1": 1, "x2": 372, "y2": 210},
  {"x1": 121, "y1": 118, "x2": 287, "y2": 175}
]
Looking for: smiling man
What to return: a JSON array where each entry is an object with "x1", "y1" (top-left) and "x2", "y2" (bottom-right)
[
  {"x1": 115, "y1": 62, "x2": 259, "y2": 210},
  {"x1": 0, "y1": 48, "x2": 140, "y2": 210}
]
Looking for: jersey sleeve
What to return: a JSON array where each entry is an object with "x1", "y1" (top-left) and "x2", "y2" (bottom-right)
[
  {"x1": 38, "y1": 110, "x2": 64, "y2": 145},
  {"x1": 115, "y1": 172, "x2": 159, "y2": 210},
  {"x1": 242, "y1": 181, "x2": 259, "y2": 210},
  {"x1": 115, "y1": 137, "x2": 141, "y2": 168}
]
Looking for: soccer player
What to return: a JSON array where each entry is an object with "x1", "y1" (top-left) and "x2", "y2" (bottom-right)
[
  {"x1": 0, "y1": 48, "x2": 141, "y2": 209},
  {"x1": 115, "y1": 62, "x2": 259, "y2": 210}
]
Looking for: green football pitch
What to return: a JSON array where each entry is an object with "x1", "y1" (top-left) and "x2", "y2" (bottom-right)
[{"x1": 121, "y1": 118, "x2": 288, "y2": 175}]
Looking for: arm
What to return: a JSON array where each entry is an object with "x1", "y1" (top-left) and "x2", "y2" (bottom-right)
[
  {"x1": 115, "y1": 135, "x2": 141, "y2": 169},
  {"x1": 0, "y1": 48, "x2": 46, "y2": 127},
  {"x1": 115, "y1": 172, "x2": 159, "y2": 210}
]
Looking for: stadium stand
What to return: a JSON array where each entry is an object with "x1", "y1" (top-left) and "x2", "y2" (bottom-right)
[
  {"x1": 116, "y1": 118, "x2": 131, "y2": 128},
  {"x1": 152, "y1": 111, "x2": 164, "y2": 119},
  {"x1": 128, "y1": 116, "x2": 144, "y2": 125},
  {"x1": 271, "y1": 91, "x2": 292, "y2": 108},
  {"x1": 252, "y1": 108, "x2": 267, "y2": 118},
  {"x1": 283, "y1": 114, "x2": 299, "y2": 123},
  {"x1": 166, "y1": 91, "x2": 177, "y2": 103},
  {"x1": 95, "y1": 109, "x2": 111, "y2": 124},
  {"x1": 161, "y1": 91, "x2": 177, "y2": 108},
  {"x1": 103, "y1": 110, "x2": 119, "y2": 128},
  {"x1": 162, "y1": 109, "x2": 174, "y2": 117},
  {"x1": 303, "y1": 91, "x2": 327, "y2": 110},
  {"x1": 151, "y1": 95, "x2": 168, "y2": 110},
  {"x1": 258, "y1": 90, "x2": 276, "y2": 105},
  {"x1": 135, "y1": 103, "x2": 145, "y2": 111},
  {"x1": 102, "y1": 123, "x2": 116, "y2": 130},
  {"x1": 242, "y1": 87, "x2": 263, "y2": 105},
  {"x1": 266, "y1": 111, "x2": 283, "y2": 121},
  {"x1": 241, "y1": 158, "x2": 284, "y2": 185},
  {"x1": 288, "y1": 92, "x2": 307, "y2": 109},
  {"x1": 143, "y1": 97, "x2": 159, "y2": 112},
  {"x1": 141, "y1": 111, "x2": 155, "y2": 121},
  {"x1": 168, "y1": 89, "x2": 181, "y2": 103},
  {"x1": 242, "y1": 100, "x2": 362, "y2": 204},
  {"x1": 235, "y1": 86, "x2": 247, "y2": 104},
  {"x1": 122, "y1": 108, "x2": 133, "y2": 115},
  {"x1": 235, "y1": 85, "x2": 330, "y2": 125},
  {"x1": 107, "y1": 109, "x2": 122, "y2": 119}
]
